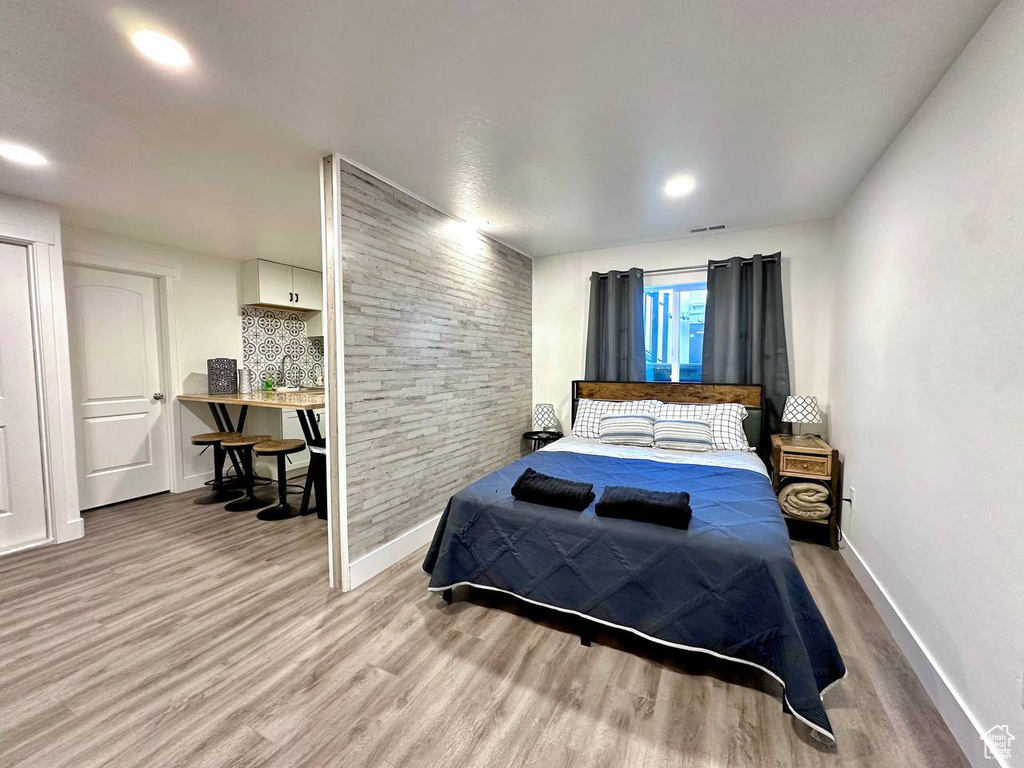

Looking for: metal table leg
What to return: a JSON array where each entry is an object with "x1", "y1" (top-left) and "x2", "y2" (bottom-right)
[
  {"x1": 295, "y1": 408, "x2": 325, "y2": 517},
  {"x1": 207, "y1": 402, "x2": 245, "y2": 479}
]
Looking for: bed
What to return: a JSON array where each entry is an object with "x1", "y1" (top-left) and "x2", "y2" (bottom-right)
[{"x1": 423, "y1": 381, "x2": 846, "y2": 741}]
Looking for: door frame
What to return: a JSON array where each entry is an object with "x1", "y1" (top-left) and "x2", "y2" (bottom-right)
[
  {"x1": 0, "y1": 230, "x2": 83, "y2": 555},
  {"x1": 62, "y1": 251, "x2": 186, "y2": 495},
  {"x1": 320, "y1": 154, "x2": 351, "y2": 590}
]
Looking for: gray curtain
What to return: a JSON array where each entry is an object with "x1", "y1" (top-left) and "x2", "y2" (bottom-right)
[
  {"x1": 702, "y1": 253, "x2": 791, "y2": 455},
  {"x1": 585, "y1": 267, "x2": 645, "y2": 381}
]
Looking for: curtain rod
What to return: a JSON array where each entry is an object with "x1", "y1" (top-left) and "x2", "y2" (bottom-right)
[{"x1": 643, "y1": 254, "x2": 779, "y2": 277}]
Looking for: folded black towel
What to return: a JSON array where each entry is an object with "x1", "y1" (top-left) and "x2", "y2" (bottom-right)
[
  {"x1": 595, "y1": 486, "x2": 692, "y2": 529},
  {"x1": 511, "y1": 468, "x2": 595, "y2": 511}
]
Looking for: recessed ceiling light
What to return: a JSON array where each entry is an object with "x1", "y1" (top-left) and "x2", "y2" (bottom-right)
[
  {"x1": 0, "y1": 143, "x2": 48, "y2": 167},
  {"x1": 664, "y1": 174, "x2": 697, "y2": 198},
  {"x1": 131, "y1": 29, "x2": 191, "y2": 69}
]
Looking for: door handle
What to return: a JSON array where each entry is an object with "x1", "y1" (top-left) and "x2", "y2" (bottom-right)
[
  {"x1": 289, "y1": 292, "x2": 294, "y2": 302},
  {"x1": 295, "y1": 293, "x2": 299, "y2": 303},
  {"x1": 153, "y1": 392, "x2": 166, "y2": 401}
]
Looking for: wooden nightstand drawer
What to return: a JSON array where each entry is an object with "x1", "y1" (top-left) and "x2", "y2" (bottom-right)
[{"x1": 780, "y1": 453, "x2": 831, "y2": 478}]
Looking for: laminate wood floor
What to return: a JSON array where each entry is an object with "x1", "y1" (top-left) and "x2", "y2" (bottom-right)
[{"x1": 0, "y1": 490, "x2": 968, "y2": 768}]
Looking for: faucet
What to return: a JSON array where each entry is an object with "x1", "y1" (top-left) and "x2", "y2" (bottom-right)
[{"x1": 278, "y1": 354, "x2": 294, "y2": 388}]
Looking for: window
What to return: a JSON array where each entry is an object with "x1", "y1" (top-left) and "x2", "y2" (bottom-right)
[{"x1": 644, "y1": 280, "x2": 707, "y2": 382}]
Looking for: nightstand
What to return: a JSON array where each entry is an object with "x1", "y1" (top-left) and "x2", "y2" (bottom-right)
[
  {"x1": 770, "y1": 434, "x2": 842, "y2": 549},
  {"x1": 523, "y1": 430, "x2": 562, "y2": 452}
]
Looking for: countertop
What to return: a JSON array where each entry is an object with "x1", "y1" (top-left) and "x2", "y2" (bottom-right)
[{"x1": 178, "y1": 390, "x2": 325, "y2": 410}]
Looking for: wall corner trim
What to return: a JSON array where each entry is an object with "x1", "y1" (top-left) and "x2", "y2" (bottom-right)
[
  {"x1": 841, "y1": 539, "x2": 1002, "y2": 768},
  {"x1": 348, "y1": 513, "x2": 442, "y2": 590}
]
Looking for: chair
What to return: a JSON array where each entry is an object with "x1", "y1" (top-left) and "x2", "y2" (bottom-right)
[
  {"x1": 191, "y1": 432, "x2": 243, "y2": 504},
  {"x1": 221, "y1": 434, "x2": 272, "y2": 511},
  {"x1": 253, "y1": 439, "x2": 306, "y2": 520}
]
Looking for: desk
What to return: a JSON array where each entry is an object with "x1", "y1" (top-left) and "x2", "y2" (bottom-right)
[{"x1": 178, "y1": 391, "x2": 325, "y2": 477}]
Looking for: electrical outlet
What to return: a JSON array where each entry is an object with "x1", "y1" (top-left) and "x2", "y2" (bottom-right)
[{"x1": 848, "y1": 486, "x2": 856, "y2": 510}]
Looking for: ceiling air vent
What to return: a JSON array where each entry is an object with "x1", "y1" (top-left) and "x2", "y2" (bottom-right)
[{"x1": 689, "y1": 223, "x2": 727, "y2": 234}]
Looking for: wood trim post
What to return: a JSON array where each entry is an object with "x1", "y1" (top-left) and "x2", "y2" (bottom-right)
[{"x1": 320, "y1": 154, "x2": 350, "y2": 590}]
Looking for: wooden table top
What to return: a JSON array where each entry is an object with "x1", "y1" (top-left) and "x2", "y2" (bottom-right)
[
  {"x1": 771, "y1": 433, "x2": 831, "y2": 455},
  {"x1": 178, "y1": 390, "x2": 325, "y2": 410}
]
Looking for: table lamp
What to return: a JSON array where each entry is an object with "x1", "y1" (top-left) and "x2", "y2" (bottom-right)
[
  {"x1": 781, "y1": 395, "x2": 822, "y2": 437},
  {"x1": 533, "y1": 403, "x2": 559, "y2": 432}
]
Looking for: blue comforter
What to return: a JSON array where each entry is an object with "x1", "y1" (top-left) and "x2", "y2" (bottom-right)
[{"x1": 423, "y1": 449, "x2": 846, "y2": 740}]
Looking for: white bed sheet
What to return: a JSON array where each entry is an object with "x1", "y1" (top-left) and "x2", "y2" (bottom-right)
[{"x1": 540, "y1": 435, "x2": 769, "y2": 478}]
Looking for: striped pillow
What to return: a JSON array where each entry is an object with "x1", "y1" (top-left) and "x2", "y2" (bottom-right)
[
  {"x1": 572, "y1": 398, "x2": 659, "y2": 440},
  {"x1": 654, "y1": 419, "x2": 714, "y2": 452},
  {"x1": 598, "y1": 413, "x2": 656, "y2": 447}
]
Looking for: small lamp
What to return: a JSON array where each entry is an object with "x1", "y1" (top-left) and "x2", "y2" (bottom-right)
[
  {"x1": 781, "y1": 395, "x2": 822, "y2": 437},
  {"x1": 533, "y1": 403, "x2": 559, "y2": 432}
]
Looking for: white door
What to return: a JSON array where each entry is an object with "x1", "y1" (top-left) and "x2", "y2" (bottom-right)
[
  {"x1": 291, "y1": 267, "x2": 323, "y2": 310},
  {"x1": 65, "y1": 266, "x2": 170, "y2": 509},
  {"x1": 0, "y1": 242, "x2": 49, "y2": 552}
]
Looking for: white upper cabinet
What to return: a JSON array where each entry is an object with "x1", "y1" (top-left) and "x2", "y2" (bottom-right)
[
  {"x1": 305, "y1": 311, "x2": 323, "y2": 338},
  {"x1": 241, "y1": 260, "x2": 322, "y2": 310},
  {"x1": 251, "y1": 260, "x2": 293, "y2": 307},
  {"x1": 291, "y1": 267, "x2": 323, "y2": 311}
]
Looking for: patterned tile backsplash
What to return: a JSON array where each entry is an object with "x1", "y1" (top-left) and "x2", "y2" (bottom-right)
[{"x1": 241, "y1": 306, "x2": 324, "y2": 389}]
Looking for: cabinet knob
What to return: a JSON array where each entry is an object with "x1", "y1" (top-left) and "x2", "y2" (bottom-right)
[{"x1": 153, "y1": 392, "x2": 165, "y2": 401}]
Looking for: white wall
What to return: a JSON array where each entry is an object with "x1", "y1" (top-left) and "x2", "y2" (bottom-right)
[
  {"x1": 61, "y1": 226, "x2": 243, "y2": 491},
  {"x1": 0, "y1": 193, "x2": 61, "y2": 244},
  {"x1": 533, "y1": 219, "x2": 835, "y2": 432},
  {"x1": 829, "y1": 1, "x2": 1023, "y2": 765}
]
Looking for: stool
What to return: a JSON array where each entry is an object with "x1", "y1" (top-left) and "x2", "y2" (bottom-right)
[
  {"x1": 222, "y1": 434, "x2": 272, "y2": 511},
  {"x1": 191, "y1": 432, "x2": 243, "y2": 504},
  {"x1": 254, "y1": 439, "x2": 306, "y2": 520},
  {"x1": 301, "y1": 440, "x2": 327, "y2": 519}
]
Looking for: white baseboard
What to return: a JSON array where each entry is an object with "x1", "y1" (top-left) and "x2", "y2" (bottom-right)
[
  {"x1": 179, "y1": 467, "x2": 306, "y2": 494},
  {"x1": 57, "y1": 517, "x2": 84, "y2": 542},
  {"x1": 349, "y1": 514, "x2": 441, "y2": 590},
  {"x1": 841, "y1": 539, "x2": 1002, "y2": 768},
  {"x1": 179, "y1": 471, "x2": 214, "y2": 492}
]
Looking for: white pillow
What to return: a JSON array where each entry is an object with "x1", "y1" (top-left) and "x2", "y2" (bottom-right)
[
  {"x1": 572, "y1": 399, "x2": 658, "y2": 440},
  {"x1": 653, "y1": 419, "x2": 714, "y2": 452},
  {"x1": 655, "y1": 402, "x2": 751, "y2": 451},
  {"x1": 599, "y1": 413, "x2": 656, "y2": 447}
]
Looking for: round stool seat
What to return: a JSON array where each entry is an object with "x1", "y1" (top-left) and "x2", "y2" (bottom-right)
[
  {"x1": 221, "y1": 434, "x2": 272, "y2": 448},
  {"x1": 191, "y1": 431, "x2": 241, "y2": 446},
  {"x1": 254, "y1": 439, "x2": 306, "y2": 456},
  {"x1": 192, "y1": 431, "x2": 244, "y2": 505}
]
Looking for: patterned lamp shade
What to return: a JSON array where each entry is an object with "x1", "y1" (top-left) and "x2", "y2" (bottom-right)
[
  {"x1": 781, "y1": 395, "x2": 822, "y2": 424},
  {"x1": 533, "y1": 403, "x2": 559, "y2": 431}
]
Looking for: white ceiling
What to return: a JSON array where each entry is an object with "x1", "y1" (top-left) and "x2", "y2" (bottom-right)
[{"x1": 0, "y1": 1, "x2": 998, "y2": 266}]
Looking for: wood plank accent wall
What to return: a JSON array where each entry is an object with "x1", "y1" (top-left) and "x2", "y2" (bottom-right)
[{"x1": 338, "y1": 161, "x2": 532, "y2": 559}]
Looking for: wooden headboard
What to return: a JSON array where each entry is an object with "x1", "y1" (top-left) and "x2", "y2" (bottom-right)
[{"x1": 570, "y1": 380, "x2": 765, "y2": 448}]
